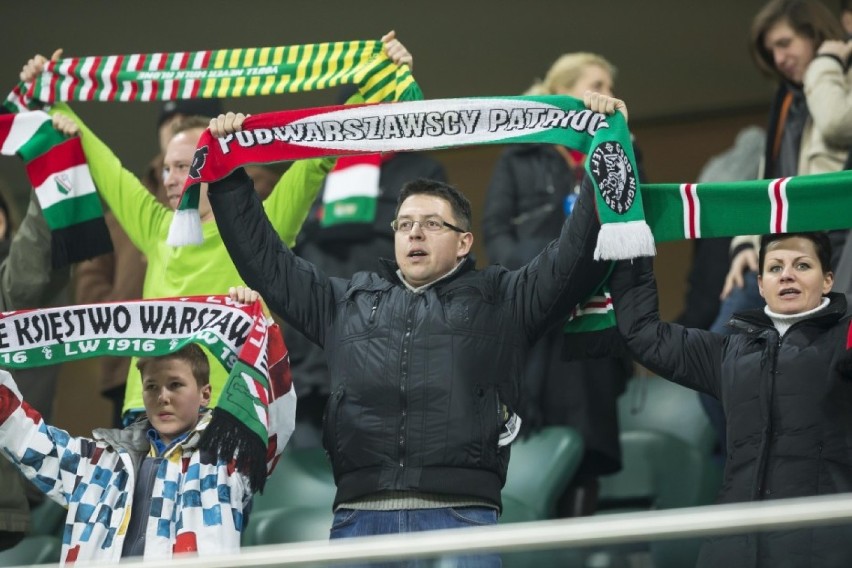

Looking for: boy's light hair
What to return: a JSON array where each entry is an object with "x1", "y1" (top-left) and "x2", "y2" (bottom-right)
[{"x1": 136, "y1": 343, "x2": 211, "y2": 387}]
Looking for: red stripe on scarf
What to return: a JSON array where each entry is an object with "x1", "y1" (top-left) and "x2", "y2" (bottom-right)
[
  {"x1": 25, "y1": 137, "x2": 87, "y2": 188},
  {"x1": 584, "y1": 297, "x2": 612, "y2": 310},
  {"x1": 685, "y1": 183, "x2": 698, "y2": 239},
  {"x1": 87, "y1": 56, "x2": 102, "y2": 101},
  {"x1": 48, "y1": 67, "x2": 58, "y2": 103},
  {"x1": 66, "y1": 58, "x2": 80, "y2": 100},
  {"x1": 108, "y1": 55, "x2": 123, "y2": 101},
  {"x1": 772, "y1": 178, "x2": 786, "y2": 233},
  {"x1": 0, "y1": 384, "x2": 22, "y2": 423},
  {"x1": 0, "y1": 114, "x2": 14, "y2": 146}
]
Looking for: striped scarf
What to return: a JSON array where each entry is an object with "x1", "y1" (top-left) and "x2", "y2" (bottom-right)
[
  {"x1": 170, "y1": 93, "x2": 852, "y2": 348},
  {"x1": 563, "y1": 170, "x2": 852, "y2": 342},
  {"x1": 0, "y1": 296, "x2": 293, "y2": 491},
  {"x1": 170, "y1": 94, "x2": 653, "y2": 260},
  {"x1": 2, "y1": 39, "x2": 421, "y2": 267},
  {"x1": 0, "y1": 110, "x2": 110, "y2": 267},
  {"x1": 13, "y1": 41, "x2": 421, "y2": 106}
]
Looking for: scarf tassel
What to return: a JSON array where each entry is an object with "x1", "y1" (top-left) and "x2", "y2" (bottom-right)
[
  {"x1": 594, "y1": 221, "x2": 656, "y2": 261},
  {"x1": 167, "y1": 208, "x2": 204, "y2": 247},
  {"x1": 199, "y1": 407, "x2": 269, "y2": 493}
]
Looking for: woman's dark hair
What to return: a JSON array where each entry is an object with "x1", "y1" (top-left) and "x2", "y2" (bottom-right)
[
  {"x1": 750, "y1": 0, "x2": 844, "y2": 80},
  {"x1": 759, "y1": 231, "x2": 832, "y2": 273}
]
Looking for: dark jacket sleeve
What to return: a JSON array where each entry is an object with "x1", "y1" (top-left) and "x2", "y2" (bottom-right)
[
  {"x1": 610, "y1": 256, "x2": 725, "y2": 398},
  {"x1": 505, "y1": 176, "x2": 609, "y2": 341},
  {"x1": 208, "y1": 168, "x2": 334, "y2": 348}
]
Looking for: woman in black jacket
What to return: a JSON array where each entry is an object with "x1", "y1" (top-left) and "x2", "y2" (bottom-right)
[{"x1": 611, "y1": 231, "x2": 852, "y2": 568}]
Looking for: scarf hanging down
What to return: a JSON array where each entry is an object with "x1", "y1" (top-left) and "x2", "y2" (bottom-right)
[
  {"x1": 0, "y1": 110, "x2": 110, "y2": 268},
  {"x1": 0, "y1": 296, "x2": 293, "y2": 491},
  {"x1": 2, "y1": 39, "x2": 422, "y2": 268},
  {"x1": 171, "y1": 94, "x2": 652, "y2": 260}
]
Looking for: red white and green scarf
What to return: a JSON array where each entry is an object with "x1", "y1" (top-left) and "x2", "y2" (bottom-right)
[
  {"x1": 0, "y1": 110, "x2": 110, "y2": 267},
  {"x1": 12, "y1": 41, "x2": 420, "y2": 106},
  {"x1": 3, "y1": 39, "x2": 421, "y2": 267},
  {"x1": 171, "y1": 94, "x2": 653, "y2": 259},
  {"x1": 0, "y1": 296, "x2": 293, "y2": 490},
  {"x1": 170, "y1": 93, "x2": 852, "y2": 343}
]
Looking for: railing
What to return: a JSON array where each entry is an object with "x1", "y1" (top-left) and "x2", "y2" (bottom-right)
[{"x1": 63, "y1": 494, "x2": 852, "y2": 568}]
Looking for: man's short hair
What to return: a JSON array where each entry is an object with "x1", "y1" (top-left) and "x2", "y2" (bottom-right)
[
  {"x1": 395, "y1": 178, "x2": 473, "y2": 231},
  {"x1": 136, "y1": 343, "x2": 211, "y2": 387}
]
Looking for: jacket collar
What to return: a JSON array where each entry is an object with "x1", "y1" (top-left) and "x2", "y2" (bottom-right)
[
  {"x1": 93, "y1": 411, "x2": 212, "y2": 463},
  {"x1": 378, "y1": 255, "x2": 476, "y2": 287},
  {"x1": 728, "y1": 292, "x2": 847, "y2": 334}
]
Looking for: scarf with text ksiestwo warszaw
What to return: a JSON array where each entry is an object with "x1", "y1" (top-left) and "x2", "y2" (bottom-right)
[
  {"x1": 0, "y1": 296, "x2": 294, "y2": 491},
  {"x1": 2, "y1": 39, "x2": 422, "y2": 267}
]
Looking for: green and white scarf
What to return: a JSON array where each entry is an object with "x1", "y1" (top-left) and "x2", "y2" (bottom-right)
[
  {"x1": 16, "y1": 41, "x2": 421, "y2": 106},
  {"x1": 3, "y1": 39, "x2": 421, "y2": 267},
  {"x1": 171, "y1": 94, "x2": 653, "y2": 259},
  {"x1": 563, "y1": 170, "x2": 852, "y2": 346},
  {"x1": 0, "y1": 296, "x2": 293, "y2": 491}
]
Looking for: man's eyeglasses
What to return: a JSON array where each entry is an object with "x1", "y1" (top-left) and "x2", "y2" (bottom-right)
[{"x1": 391, "y1": 217, "x2": 467, "y2": 234}]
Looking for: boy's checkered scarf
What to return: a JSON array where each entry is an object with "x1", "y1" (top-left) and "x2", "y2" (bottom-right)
[{"x1": 0, "y1": 296, "x2": 292, "y2": 491}]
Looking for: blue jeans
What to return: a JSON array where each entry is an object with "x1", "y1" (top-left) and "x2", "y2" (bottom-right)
[{"x1": 330, "y1": 507, "x2": 501, "y2": 568}]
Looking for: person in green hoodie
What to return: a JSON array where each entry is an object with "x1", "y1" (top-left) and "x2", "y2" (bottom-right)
[{"x1": 24, "y1": 31, "x2": 413, "y2": 421}]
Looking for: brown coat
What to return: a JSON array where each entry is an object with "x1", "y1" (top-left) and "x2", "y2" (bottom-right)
[{"x1": 74, "y1": 212, "x2": 146, "y2": 392}]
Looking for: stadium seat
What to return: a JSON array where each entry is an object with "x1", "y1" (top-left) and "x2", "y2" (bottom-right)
[
  {"x1": 594, "y1": 375, "x2": 723, "y2": 568},
  {"x1": 243, "y1": 447, "x2": 336, "y2": 546},
  {"x1": 252, "y1": 447, "x2": 336, "y2": 514},
  {"x1": 27, "y1": 497, "x2": 67, "y2": 538},
  {"x1": 0, "y1": 535, "x2": 62, "y2": 565},
  {"x1": 244, "y1": 506, "x2": 332, "y2": 546},
  {"x1": 500, "y1": 425, "x2": 584, "y2": 524}
]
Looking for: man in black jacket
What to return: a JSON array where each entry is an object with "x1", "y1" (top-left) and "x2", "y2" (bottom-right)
[{"x1": 206, "y1": 93, "x2": 624, "y2": 555}]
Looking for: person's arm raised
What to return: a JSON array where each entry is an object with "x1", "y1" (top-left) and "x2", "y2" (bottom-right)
[{"x1": 207, "y1": 113, "x2": 335, "y2": 347}]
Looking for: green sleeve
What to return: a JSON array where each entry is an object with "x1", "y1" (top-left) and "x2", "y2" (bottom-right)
[
  {"x1": 263, "y1": 157, "x2": 336, "y2": 247},
  {"x1": 48, "y1": 103, "x2": 169, "y2": 253}
]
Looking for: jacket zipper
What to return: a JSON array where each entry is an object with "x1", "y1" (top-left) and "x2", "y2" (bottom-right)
[
  {"x1": 369, "y1": 291, "x2": 382, "y2": 324},
  {"x1": 398, "y1": 295, "x2": 417, "y2": 468},
  {"x1": 755, "y1": 333, "x2": 781, "y2": 500}
]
